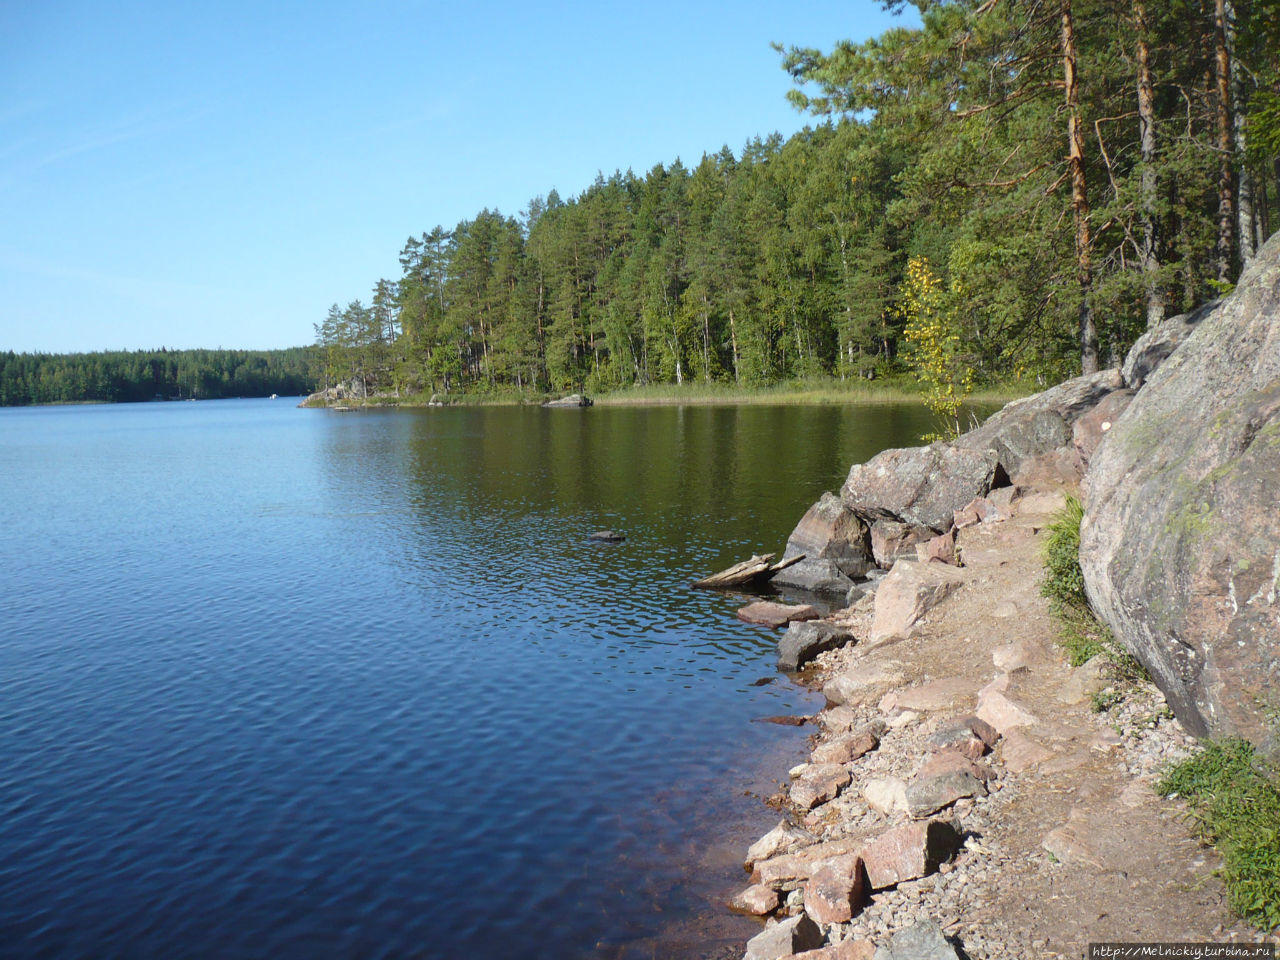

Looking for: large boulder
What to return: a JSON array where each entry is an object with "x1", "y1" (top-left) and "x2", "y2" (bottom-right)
[
  {"x1": 1072, "y1": 389, "x2": 1135, "y2": 467},
  {"x1": 772, "y1": 492, "x2": 874, "y2": 594},
  {"x1": 954, "y1": 369, "x2": 1124, "y2": 482},
  {"x1": 1121, "y1": 299, "x2": 1219, "y2": 389},
  {"x1": 1081, "y1": 233, "x2": 1280, "y2": 752},
  {"x1": 841, "y1": 444, "x2": 1000, "y2": 532}
]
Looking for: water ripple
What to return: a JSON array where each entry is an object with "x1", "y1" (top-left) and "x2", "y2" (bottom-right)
[{"x1": 0, "y1": 399, "x2": 939, "y2": 959}]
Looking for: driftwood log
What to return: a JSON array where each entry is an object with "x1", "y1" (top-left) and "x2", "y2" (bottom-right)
[{"x1": 692, "y1": 553, "x2": 805, "y2": 589}]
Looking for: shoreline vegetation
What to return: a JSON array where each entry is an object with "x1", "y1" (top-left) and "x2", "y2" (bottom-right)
[{"x1": 298, "y1": 377, "x2": 1033, "y2": 411}]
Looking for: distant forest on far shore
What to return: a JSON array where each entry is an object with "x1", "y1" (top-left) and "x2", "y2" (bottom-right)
[{"x1": 0, "y1": 348, "x2": 317, "y2": 406}]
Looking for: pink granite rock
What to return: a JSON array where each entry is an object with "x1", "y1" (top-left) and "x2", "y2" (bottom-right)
[
  {"x1": 802, "y1": 854, "x2": 865, "y2": 924},
  {"x1": 858, "y1": 818, "x2": 964, "y2": 889},
  {"x1": 729, "y1": 883, "x2": 780, "y2": 916},
  {"x1": 738, "y1": 601, "x2": 823, "y2": 628},
  {"x1": 869, "y1": 561, "x2": 963, "y2": 644}
]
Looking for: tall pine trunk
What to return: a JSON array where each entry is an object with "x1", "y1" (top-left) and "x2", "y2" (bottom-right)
[
  {"x1": 728, "y1": 308, "x2": 741, "y2": 385},
  {"x1": 1225, "y1": 0, "x2": 1255, "y2": 265},
  {"x1": 1062, "y1": 0, "x2": 1099, "y2": 373},
  {"x1": 1214, "y1": 0, "x2": 1236, "y2": 282},
  {"x1": 1134, "y1": 0, "x2": 1164, "y2": 328}
]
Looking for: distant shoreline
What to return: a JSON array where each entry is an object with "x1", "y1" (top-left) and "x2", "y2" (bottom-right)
[{"x1": 298, "y1": 380, "x2": 1033, "y2": 411}]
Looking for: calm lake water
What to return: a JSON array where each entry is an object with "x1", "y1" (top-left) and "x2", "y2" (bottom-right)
[{"x1": 0, "y1": 398, "x2": 939, "y2": 960}]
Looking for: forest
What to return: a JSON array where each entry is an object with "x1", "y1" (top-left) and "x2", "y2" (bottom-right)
[
  {"x1": 0, "y1": 348, "x2": 316, "y2": 406},
  {"x1": 7, "y1": 2, "x2": 1277, "y2": 408},
  {"x1": 315, "y1": 0, "x2": 1280, "y2": 401}
]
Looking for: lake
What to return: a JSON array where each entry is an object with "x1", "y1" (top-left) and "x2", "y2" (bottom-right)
[{"x1": 0, "y1": 398, "x2": 939, "y2": 960}]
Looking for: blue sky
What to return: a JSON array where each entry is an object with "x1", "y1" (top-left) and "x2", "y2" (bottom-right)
[{"x1": 1, "y1": 1, "x2": 914, "y2": 353}]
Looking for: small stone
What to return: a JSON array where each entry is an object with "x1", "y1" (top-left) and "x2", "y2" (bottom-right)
[
  {"x1": 813, "y1": 729, "x2": 880, "y2": 765},
  {"x1": 868, "y1": 562, "x2": 964, "y2": 644},
  {"x1": 792, "y1": 765, "x2": 853, "y2": 811},
  {"x1": 870, "y1": 520, "x2": 935, "y2": 568},
  {"x1": 729, "y1": 883, "x2": 780, "y2": 916},
  {"x1": 823, "y1": 663, "x2": 906, "y2": 708},
  {"x1": 872, "y1": 919, "x2": 961, "y2": 959},
  {"x1": 1000, "y1": 729, "x2": 1054, "y2": 773},
  {"x1": 918, "y1": 749, "x2": 993, "y2": 782},
  {"x1": 915, "y1": 528, "x2": 958, "y2": 566},
  {"x1": 778, "y1": 621, "x2": 858, "y2": 671},
  {"x1": 880, "y1": 677, "x2": 976, "y2": 714},
  {"x1": 744, "y1": 913, "x2": 825, "y2": 960},
  {"x1": 846, "y1": 581, "x2": 873, "y2": 607},
  {"x1": 959, "y1": 715, "x2": 1000, "y2": 746},
  {"x1": 747, "y1": 820, "x2": 815, "y2": 867},
  {"x1": 1057, "y1": 655, "x2": 1110, "y2": 705},
  {"x1": 1090, "y1": 728, "x2": 1124, "y2": 752},
  {"x1": 991, "y1": 641, "x2": 1029, "y2": 671},
  {"x1": 803, "y1": 854, "x2": 865, "y2": 924},
  {"x1": 859, "y1": 818, "x2": 964, "y2": 889},
  {"x1": 988, "y1": 485, "x2": 1023, "y2": 514},
  {"x1": 925, "y1": 724, "x2": 989, "y2": 760},
  {"x1": 905, "y1": 770, "x2": 987, "y2": 818},
  {"x1": 862, "y1": 777, "x2": 909, "y2": 816},
  {"x1": 817, "y1": 705, "x2": 861, "y2": 733},
  {"x1": 975, "y1": 690, "x2": 1039, "y2": 734},
  {"x1": 588, "y1": 530, "x2": 625, "y2": 542},
  {"x1": 887, "y1": 710, "x2": 920, "y2": 729},
  {"x1": 794, "y1": 942, "x2": 878, "y2": 960},
  {"x1": 739, "y1": 601, "x2": 824, "y2": 628}
]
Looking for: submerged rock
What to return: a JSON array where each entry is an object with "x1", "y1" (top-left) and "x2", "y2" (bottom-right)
[
  {"x1": 587, "y1": 530, "x2": 625, "y2": 543},
  {"x1": 728, "y1": 883, "x2": 779, "y2": 917},
  {"x1": 746, "y1": 819, "x2": 815, "y2": 868}
]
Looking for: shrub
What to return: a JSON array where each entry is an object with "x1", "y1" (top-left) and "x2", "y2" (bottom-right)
[
  {"x1": 1040, "y1": 495, "x2": 1145, "y2": 678},
  {"x1": 1041, "y1": 494, "x2": 1087, "y2": 612},
  {"x1": 896, "y1": 256, "x2": 975, "y2": 441}
]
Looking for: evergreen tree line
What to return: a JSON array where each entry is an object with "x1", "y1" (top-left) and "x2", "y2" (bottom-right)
[
  {"x1": 321, "y1": 0, "x2": 1280, "y2": 398},
  {"x1": 349, "y1": 3, "x2": 1268, "y2": 397},
  {"x1": 0, "y1": 348, "x2": 317, "y2": 406}
]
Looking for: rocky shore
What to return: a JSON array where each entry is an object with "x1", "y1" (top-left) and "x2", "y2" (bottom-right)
[
  {"x1": 724, "y1": 236, "x2": 1280, "y2": 959},
  {"x1": 728, "y1": 489, "x2": 1264, "y2": 959}
]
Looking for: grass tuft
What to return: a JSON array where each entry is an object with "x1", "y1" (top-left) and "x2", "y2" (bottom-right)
[
  {"x1": 1158, "y1": 739, "x2": 1280, "y2": 932},
  {"x1": 1040, "y1": 494, "x2": 1145, "y2": 679}
]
